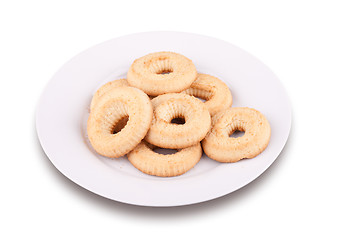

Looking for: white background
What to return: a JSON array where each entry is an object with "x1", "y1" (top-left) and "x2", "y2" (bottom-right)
[{"x1": 1, "y1": 0, "x2": 344, "y2": 239}]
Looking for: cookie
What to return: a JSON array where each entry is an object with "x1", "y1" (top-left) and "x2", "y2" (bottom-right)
[
  {"x1": 128, "y1": 141, "x2": 202, "y2": 177},
  {"x1": 145, "y1": 93, "x2": 211, "y2": 149},
  {"x1": 87, "y1": 86, "x2": 152, "y2": 158},
  {"x1": 181, "y1": 73, "x2": 232, "y2": 115},
  {"x1": 90, "y1": 79, "x2": 129, "y2": 112},
  {"x1": 202, "y1": 107, "x2": 271, "y2": 163},
  {"x1": 127, "y1": 52, "x2": 197, "y2": 96}
]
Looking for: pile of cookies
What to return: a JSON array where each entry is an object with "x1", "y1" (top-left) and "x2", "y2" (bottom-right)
[{"x1": 87, "y1": 52, "x2": 271, "y2": 177}]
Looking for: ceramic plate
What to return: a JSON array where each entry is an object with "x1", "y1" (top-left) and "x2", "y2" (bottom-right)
[{"x1": 36, "y1": 31, "x2": 291, "y2": 207}]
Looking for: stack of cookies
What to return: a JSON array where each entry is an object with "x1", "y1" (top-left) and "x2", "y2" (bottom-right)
[{"x1": 87, "y1": 52, "x2": 271, "y2": 177}]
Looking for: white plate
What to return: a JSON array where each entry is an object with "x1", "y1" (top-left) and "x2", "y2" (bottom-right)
[{"x1": 36, "y1": 31, "x2": 291, "y2": 207}]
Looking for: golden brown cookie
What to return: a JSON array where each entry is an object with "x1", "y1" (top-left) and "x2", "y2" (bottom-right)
[
  {"x1": 90, "y1": 79, "x2": 129, "y2": 112},
  {"x1": 202, "y1": 107, "x2": 271, "y2": 163},
  {"x1": 181, "y1": 73, "x2": 232, "y2": 116},
  {"x1": 87, "y1": 86, "x2": 152, "y2": 158},
  {"x1": 145, "y1": 93, "x2": 211, "y2": 149},
  {"x1": 127, "y1": 52, "x2": 197, "y2": 96},
  {"x1": 128, "y1": 141, "x2": 202, "y2": 177}
]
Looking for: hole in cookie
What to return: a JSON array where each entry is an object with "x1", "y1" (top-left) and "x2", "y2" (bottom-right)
[
  {"x1": 150, "y1": 58, "x2": 174, "y2": 75},
  {"x1": 153, "y1": 148, "x2": 178, "y2": 155},
  {"x1": 171, "y1": 117, "x2": 186, "y2": 125},
  {"x1": 195, "y1": 96, "x2": 207, "y2": 102},
  {"x1": 156, "y1": 69, "x2": 173, "y2": 75},
  {"x1": 185, "y1": 88, "x2": 213, "y2": 103},
  {"x1": 111, "y1": 116, "x2": 129, "y2": 134},
  {"x1": 229, "y1": 130, "x2": 245, "y2": 138}
]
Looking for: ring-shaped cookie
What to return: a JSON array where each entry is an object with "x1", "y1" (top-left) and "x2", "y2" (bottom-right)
[
  {"x1": 127, "y1": 52, "x2": 197, "y2": 96},
  {"x1": 87, "y1": 86, "x2": 153, "y2": 158},
  {"x1": 89, "y1": 79, "x2": 130, "y2": 132},
  {"x1": 90, "y1": 79, "x2": 129, "y2": 112},
  {"x1": 181, "y1": 73, "x2": 233, "y2": 116},
  {"x1": 202, "y1": 107, "x2": 271, "y2": 163},
  {"x1": 128, "y1": 141, "x2": 202, "y2": 177},
  {"x1": 145, "y1": 93, "x2": 211, "y2": 149}
]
